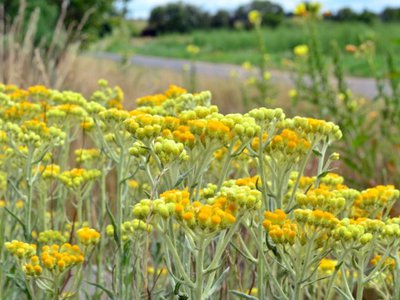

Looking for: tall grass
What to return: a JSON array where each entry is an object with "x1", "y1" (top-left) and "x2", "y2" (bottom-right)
[{"x1": 0, "y1": 0, "x2": 90, "y2": 89}]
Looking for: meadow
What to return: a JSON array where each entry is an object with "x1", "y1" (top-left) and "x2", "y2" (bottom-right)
[{"x1": 102, "y1": 20, "x2": 400, "y2": 77}]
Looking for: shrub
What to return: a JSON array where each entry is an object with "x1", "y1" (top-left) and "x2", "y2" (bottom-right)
[
  {"x1": 233, "y1": 0, "x2": 285, "y2": 28},
  {"x1": 147, "y1": 2, "x2": 210, "y2": 35}
]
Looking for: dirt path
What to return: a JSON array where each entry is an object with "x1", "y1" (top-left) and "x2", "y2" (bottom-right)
[{"x1": 91, "y1": 52, "x2": 382, "y2": 99}]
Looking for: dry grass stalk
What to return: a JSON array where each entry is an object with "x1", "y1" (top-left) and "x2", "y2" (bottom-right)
[{"x1": 0, "y1": 0, "x2": 89, "y2": 89}]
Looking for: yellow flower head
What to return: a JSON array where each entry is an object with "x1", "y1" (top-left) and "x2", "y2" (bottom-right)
[
  {"x1": 293, "y1": 44, "x2": 309, "y2": 57},
  {"x1": 76, "y1": 227, "x2": 101, "y2": 246},
  {"x1": 318, "y1": 258, "x2": 337, "y2": 274},
  {"x1": 248, "y1": 10, "x2": 262, "y2": 25},
  {"x1": 186, "y1": 44, "x2": 200, "y2": 55}
]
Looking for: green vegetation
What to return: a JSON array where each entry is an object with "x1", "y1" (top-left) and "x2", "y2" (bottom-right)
[
  {"x1": 103, "y1": 20, "x2": 400, "y2": 77},
  {"x1": 1, "y1": 0, "x2": 133, "y2": 43}
]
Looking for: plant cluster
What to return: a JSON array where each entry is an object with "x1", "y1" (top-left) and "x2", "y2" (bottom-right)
[
  {"x1": 0, "y1": 80, "x2": 399, "y2": 300},
  {"x1": 288, "y1": 2, "x2": 400, "y2": 187}
]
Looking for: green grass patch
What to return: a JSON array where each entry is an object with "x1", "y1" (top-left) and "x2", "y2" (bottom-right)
[{"x1": 99, "y1": 20, "x2": 400, "y2": 77}]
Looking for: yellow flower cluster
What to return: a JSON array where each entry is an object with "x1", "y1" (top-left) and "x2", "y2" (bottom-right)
[
  {"x1": 147, "y1": 266, "x2": 168, "y2": 276},
  {"x1": 332, "y1": 219, "x2": 373, "y2": 245},
  {"x1": 5, "y1": 241, "x2": 42, "y2": 276},
  {"x1": 189, "y1": 119, "x2": 233, "y2": 145},
  {"x1": 370, "y1": 254, "x2": 395, "y2": 270},
  {"x1": 153, "y1": 137, "x2": 188, "y2": 164},
  {"x1": 38, "y1": 230, "x2": 68, "y2": 244},
  {"x1": 99, "y1": 108, "x2": 130, "y2": 125},
  {"x1": 296, "y1": 187, "x2": 346, "y2": 213},
  {"x1": 27, "y1": 85, "x2": 50, "y2": 97},
  {"x1": 33, "y1": 164, "x2": 60, "y2": 179},
  {"x1": 2, "y1": 101, "x2": 41, "y2": 121},
  {"x1": 235, "y1": 176, "x2": 260, "y2": 189},
  {"x1": 5, "y1": 240, "x2": 37, "y2": 259},
  {"x1": 106, "y1": 219, "x2": 153, "y2": 242},
  {"x1": 352, "y1": 218, "x2": 385, "y2": 234},
  {"x1": 75, "y1": 148, "x2": 101, "y2": 163},
  {"x1": 251, "y1": 132, "x2": 268, "y2": 151},
  {"x1": 293, "y1": 44, "x2": 309, "y2": 57},
  {"x1": 136, "y1": 85, "x2": 187, "y2": 107},
  {"x1": 186, "y1": 44, "x2": 200, "y2": 55},
  {"x1": 294, "y1": 2, "x2": 322, "y2": 17},
  {"x1": 268, "y1": 129, "x2": 311, "y2": 161},
  {"x1": 23, "y1": 255, "x2": 43, "y2": 276},
  {"x1": 287, "y1": 117, "x2": 342, "y2": 142},
  {"x1": 124, "y1": 113, "x2": 163, "y2": 140},
  {"x1": 209, "y1": 185, "x2": 262, "y2": 210},
  {"x1": 247, "y1": 107, "x2": 285, "y2": 129},
  {"x1": 171, "y1": 125, "x2": 196, "y2": 148},
  {"x1": 41, "y1": 243, "x2": 84, "y2": 273},
  {"x1": 318, "y1": 258, "x2": 337, "y2": 275},
  {"x1": 76, "y1": 227, "x2": 101, "y2": 246},
  {"x1": 248, "y1": 10, "x2": 262, "y2": 26},
  {"x1": 58, "y1": 168, "x2": 101, "y2": 188},
  {"x1": 263, "y1": 210, "x2": 297, "y2": 245},
  {"x1": 90, "y1": 79, "x2": 124, "y2": 109},
  {"x1": 133, "y1": 185, "x2": 260, "y2": 234},
  {"x1": 352, "y1": 185, "x2": 399, "y2": 217},
  {"x1": 5, "y1": 119, "x2": 65, "y2": 147},
  {"x1": 47, "y1": 104, "x2": 88, "y2": 120},
  {"x1": 294, "y1": 209, "x2": 339, "y2": 230}
]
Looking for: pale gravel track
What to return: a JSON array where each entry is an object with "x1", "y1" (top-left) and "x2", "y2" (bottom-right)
[{"x1": 89, "y1": 52, "x2": 384, "y2": 99}]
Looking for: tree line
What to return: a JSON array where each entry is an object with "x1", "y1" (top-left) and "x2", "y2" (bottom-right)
[{"x1": 143, "y1": 1, "x2": 400, "y2": 35}]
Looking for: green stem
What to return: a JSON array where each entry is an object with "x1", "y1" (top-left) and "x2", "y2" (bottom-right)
[
  {"x1": 314, "y1": 141, "x2": 329, "y2": 188},
  {"x1": 293, "y1": 233, "x2": 317, "y2": 300},
  {"x1": 76, "y1": 189, "x2": 83, "y2": 225},
  {"x1": 257, "y1": 130, "x2": 270, "y2": 210},
  {"x1": 194, "y1": 237, "x2": 206, "y2": 299},
  {"x1": 116, "y1": 149, "x2": 126, "y2": 297},
  {"x1": 164, "y1": 233, "x2": 194, "y2": 286},
  {"x1": 25, "y1": 148, "x2": 34, "y2": 240},
  {"x1": 257, "y1": 210, "x2": 266, "y2": 299},
  {"x1": 356, "y1": 252, "x2": 365, "y2": 300},
  {"x1": 325, "y1": 250, "x2": 348, "y2": 300},
  {"x1": 41, "y1": 189, "x2": 47, "y2": 231},
  {"x1": 216, "y1": 145, "x2": 234, "y2": 191},
  {"x1": 287, "y1": 149, "x2": 313, "y2": 210},
  {"x1": 393, "y1": 253, "x2": 400, "y2": 299}
]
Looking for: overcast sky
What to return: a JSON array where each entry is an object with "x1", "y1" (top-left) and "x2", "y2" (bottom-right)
[{"x1": 126, "y1": 0, "x2": 400, "y2": 18}]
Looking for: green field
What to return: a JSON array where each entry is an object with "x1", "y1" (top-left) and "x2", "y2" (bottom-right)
[{"x1": 101, "y1": 20, "x2": 400, "y2": 77}]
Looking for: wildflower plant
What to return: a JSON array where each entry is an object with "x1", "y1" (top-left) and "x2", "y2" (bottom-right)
[
  {"x1": 232, "y1": 10, "x2": 275, "y2": 110},
  {"x1": 290, "y1": 2, "x2": 400, "y2": 188},
  {"x1": 1, "y1": 81, "x2": 400, "y2": 300}
]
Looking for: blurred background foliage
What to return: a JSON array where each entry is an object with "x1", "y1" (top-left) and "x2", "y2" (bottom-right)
[{"x1": 0, "y1": 0, "x2": 133, "y2": 44}]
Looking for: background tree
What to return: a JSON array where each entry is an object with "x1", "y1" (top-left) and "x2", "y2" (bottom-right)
[
  {"x1": 233, "y1": 1, "x2": 285, "y2": 29},
  {"x1": 381, "y1": 7, "x2": 400, "y2": 22},
  {"x1": 147, "y1": 2, "x2": 210, "y2": 34},
  {"x1": 334, "y1": 7, "x2": 359, "y2": 22},
  {"x1": 358, "y1": 10, "x2": 377, "y2": 24},
  {"x1": 210, "y1": 9, "x2": 232, "y2": 29},
  {"x1": 0, "y1": 0, "x2": 132, "y2": 42}
]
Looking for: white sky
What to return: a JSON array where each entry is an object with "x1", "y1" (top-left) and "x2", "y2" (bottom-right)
[{"x1": 126, "y1": 0, "x2": 400, "y2": 19}]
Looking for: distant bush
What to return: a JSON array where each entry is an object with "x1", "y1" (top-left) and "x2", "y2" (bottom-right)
[
  {"x1": 210, "y1": 9, "x2": 232, "y2": 29},
  {"x1": 147, "y1": 2, "x2": 210, "y2": 35},
  {"x1": 334, "y1": 8, "x2": 359, "y2": 22},
  {"x1": 233, "y1": 1, "x2": 284, "y2": 29},
  {"x1": 328, "y1": 7, "x2": 380, "y2": 24},
  {"x1": 145, "y1": 1, "x2": 285, "y2": 34},
  {"x1": 381, "y1": 7, "x2": 400, "y2": 22},
  {"x1": 358, "y1": 10, "x2": 377, "y2": 24}
]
